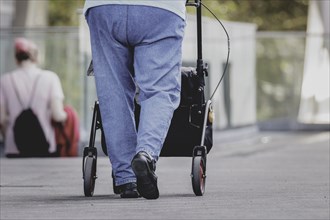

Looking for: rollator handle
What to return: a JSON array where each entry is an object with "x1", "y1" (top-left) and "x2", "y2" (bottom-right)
[{"x1": 186, "y1": 0, "x2": 201, "y2": 7}]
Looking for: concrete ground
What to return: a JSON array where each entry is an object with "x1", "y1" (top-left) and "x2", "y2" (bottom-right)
[{"x1": 0, "y1": 131, "x2": 329, "y2": 220}]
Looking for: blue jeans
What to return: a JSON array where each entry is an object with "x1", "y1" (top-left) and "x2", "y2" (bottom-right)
[{"x1": 86, "y1": 5, "x2": 185, "y2": 186}]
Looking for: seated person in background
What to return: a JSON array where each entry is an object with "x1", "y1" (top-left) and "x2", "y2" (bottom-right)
[{"x1": 0, "y1": 38, "x2": 67, "y2": 157}]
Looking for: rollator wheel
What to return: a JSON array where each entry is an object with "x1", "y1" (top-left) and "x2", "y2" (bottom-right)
[
  {"x1": 83, "y1": 156, "x2": 97, "y2": 197},
  {"x1": 192, "y1": 156, "x2": 206, "y2": 196}
]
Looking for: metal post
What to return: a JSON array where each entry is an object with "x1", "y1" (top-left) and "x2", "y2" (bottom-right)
[
  {"x1": 196, "y1": 0, "x2": 203, "y2": 77},
  {"x1": 195, "y1": 0, "x2": 205, "y2": 106}
]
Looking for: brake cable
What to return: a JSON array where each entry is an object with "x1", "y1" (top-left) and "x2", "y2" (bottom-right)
[{"x1": 199, "y1": 2, "x2": 231, "y2": 100}]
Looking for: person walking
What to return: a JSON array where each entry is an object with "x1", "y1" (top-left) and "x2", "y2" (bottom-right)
[
  {"x1": 0, "y1": 38, "x2": 67, "y2": 157},
  {"x1": 84, "y1": 0, "x2": 186, "y2": 199}
]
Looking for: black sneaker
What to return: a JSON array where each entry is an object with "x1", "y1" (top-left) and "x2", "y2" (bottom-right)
[
  {"x1": 118, "y1": 182, "x2": 139, "y2": 198},
  {"x1": 131, "y1": 151, "x2": 159, "y2": 199}
]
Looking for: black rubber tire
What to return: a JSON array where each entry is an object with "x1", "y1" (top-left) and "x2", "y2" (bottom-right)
[
  {"x1": 83, "y1": 156, "x2": 96, "y2": 197},
  {"x1": 192, "y1": 156, "x2": 205, "y2": 196}
]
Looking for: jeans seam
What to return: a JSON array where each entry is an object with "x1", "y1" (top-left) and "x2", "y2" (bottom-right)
[{"x1": 125, "y1": 6, "x2": 130, "y2": 46}]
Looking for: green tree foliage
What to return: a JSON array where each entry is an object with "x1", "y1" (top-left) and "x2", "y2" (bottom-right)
[
  {"x1": 48, "y1": 0, "x2": 309, "y2": 30},
  {"x1": 190, "y1": 0, "x2": 309, "y2": 30},
  {"x1": 48, "y1": 0, "x2": 84, "y2": 26}
]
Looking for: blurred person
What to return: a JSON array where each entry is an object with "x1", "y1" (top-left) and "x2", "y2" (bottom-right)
[
  {"x1": 84, "y1": 0, "x2": 186, "y2": 199},
  {"x1": 0, "y1": 38, "x2": 67, "y2": 157}
]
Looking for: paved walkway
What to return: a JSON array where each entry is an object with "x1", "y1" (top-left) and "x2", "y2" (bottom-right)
[{"x1": 1, "y1": 131, "x2": 329, "y2": 219}]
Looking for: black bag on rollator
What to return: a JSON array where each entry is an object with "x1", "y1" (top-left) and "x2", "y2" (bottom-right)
[{"x1": 134, "y1": 67, "x2": 213, "y2": 157}]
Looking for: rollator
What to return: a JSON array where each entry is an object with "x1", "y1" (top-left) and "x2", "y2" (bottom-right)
[{"x1": 82, "y1": 0, "x2": 230, "y2": 197}]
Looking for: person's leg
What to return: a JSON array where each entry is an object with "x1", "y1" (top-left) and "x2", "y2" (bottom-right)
[
  {"x1": 127, "y1": 6, "x2": 186, "y2": 199},
  {"x1": 86, "y1": 6, "x2": 137, "y2": 187},
  {"x1": 128, "y1": 6, "x2": 186, "y2": 160}
]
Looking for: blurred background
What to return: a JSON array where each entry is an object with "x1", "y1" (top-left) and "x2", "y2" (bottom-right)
[{"x1": 0, "y1": 0, "x2": 329, "y2": 148}]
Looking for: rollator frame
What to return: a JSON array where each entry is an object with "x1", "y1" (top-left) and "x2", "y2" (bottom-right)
[{"x1": 83, "y1": 0, "x2": 213, "y2": 197}]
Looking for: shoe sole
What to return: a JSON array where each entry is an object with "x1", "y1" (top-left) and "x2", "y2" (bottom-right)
[
  {"x1": 131, "y1": 157, "x2": 159, "y2": 199},
  {"x1": 120, "y1": 191, "x2": 139, "y2": 198}
]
